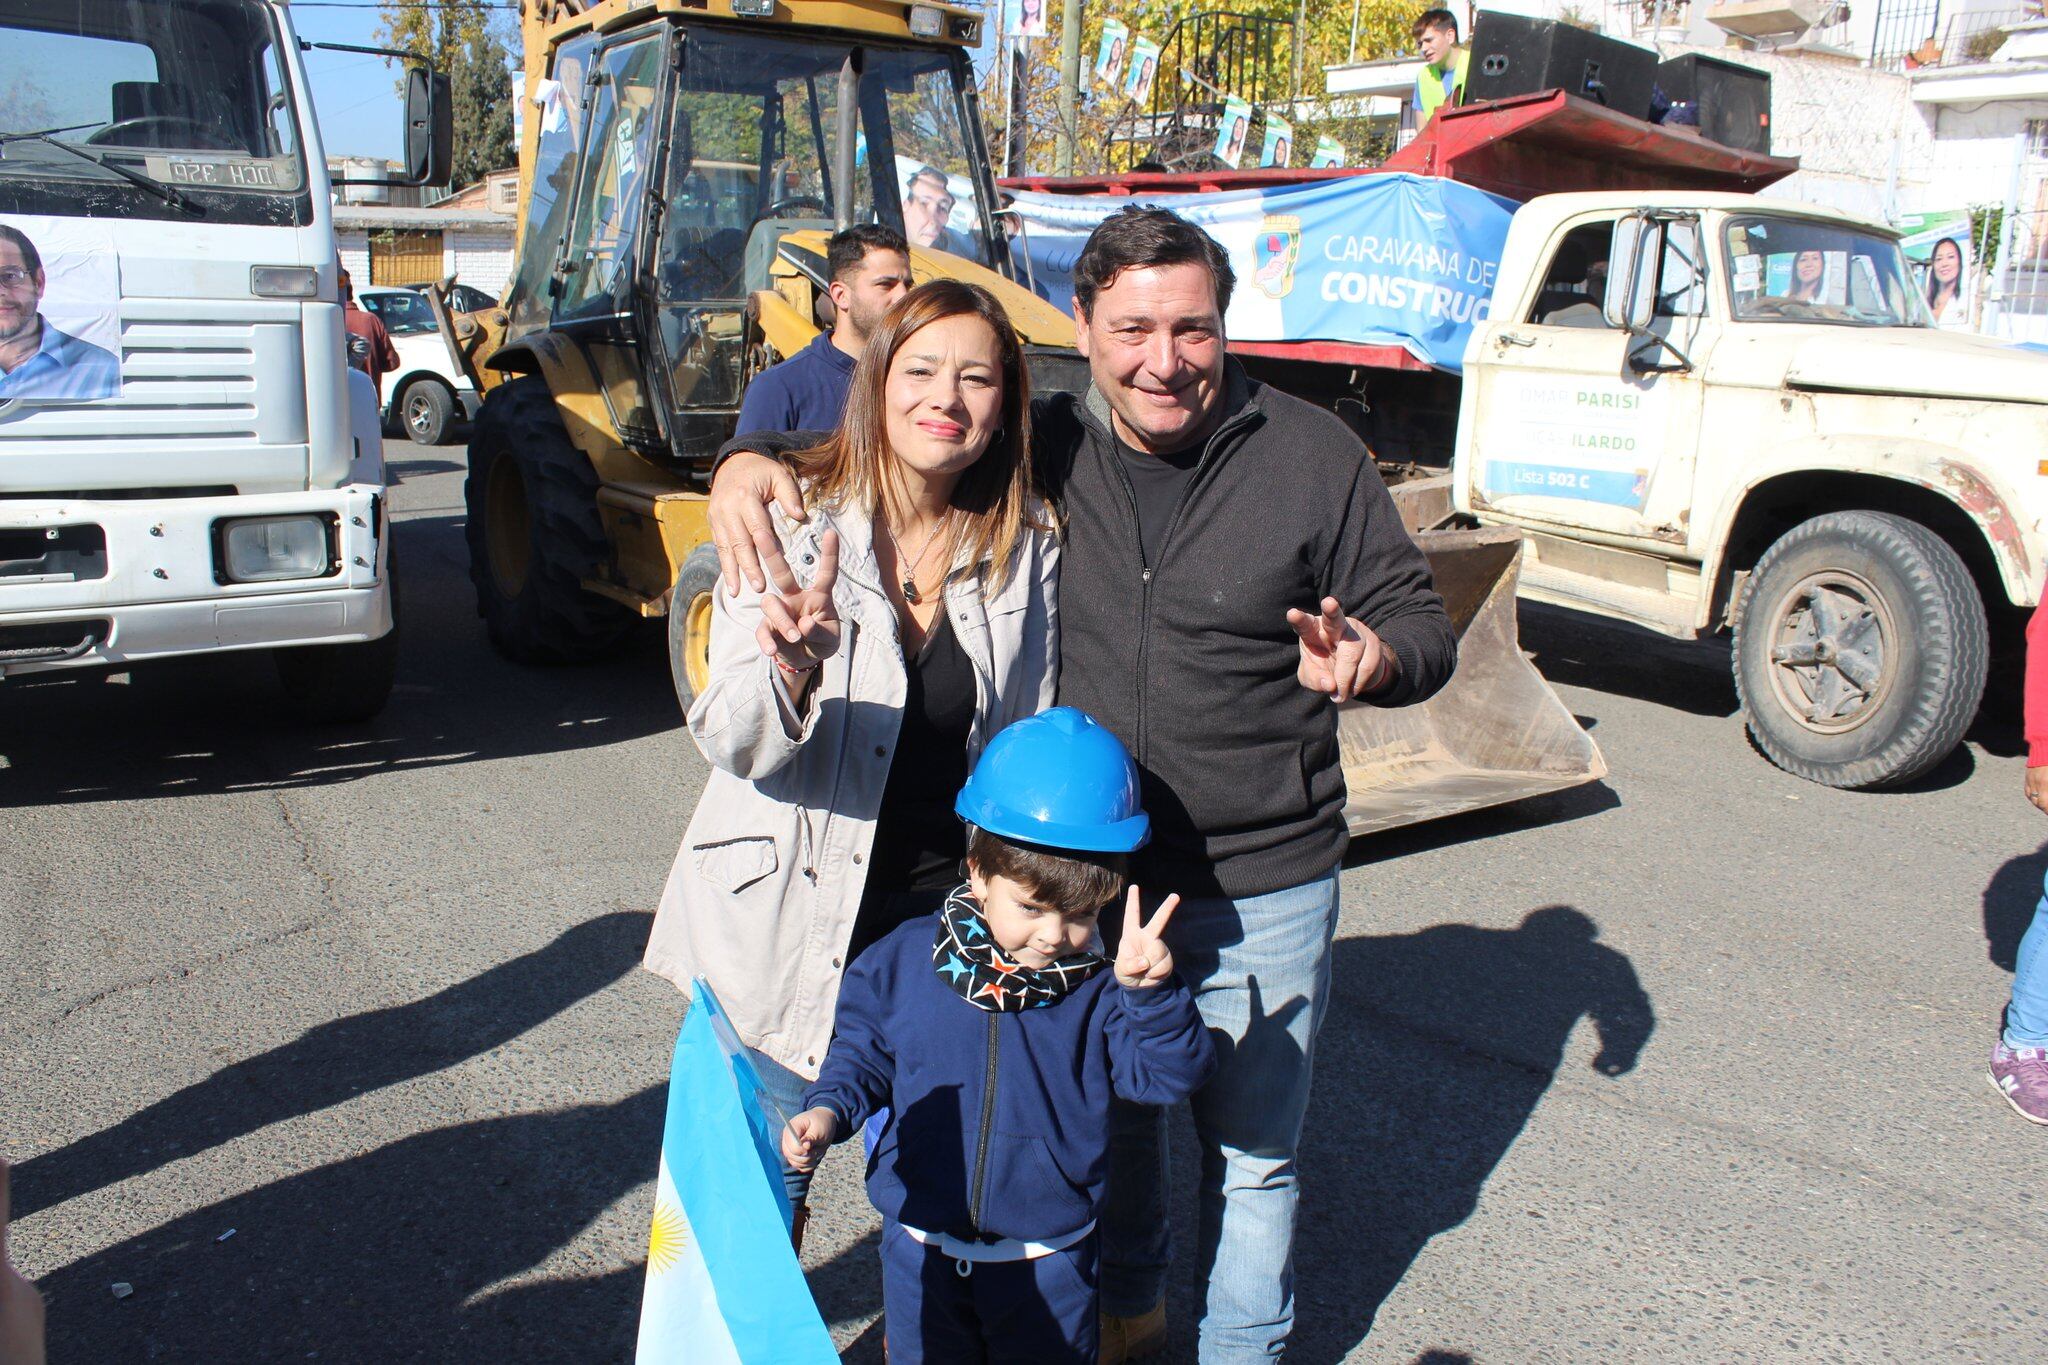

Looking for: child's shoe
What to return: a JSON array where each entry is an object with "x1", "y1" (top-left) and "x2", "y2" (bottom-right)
[
  {"x1": 1099, "y1": 1301, "x2": 1167, "y2": 1363},
  {"x1": 1989, "y1": 1042, "x2": 2048, "y2": 1125}
]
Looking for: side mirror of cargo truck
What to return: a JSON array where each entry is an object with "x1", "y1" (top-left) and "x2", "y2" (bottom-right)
[
  {"x1": 1605, "y1": 216, "x2": 1659, "y2": 335},
  {"x1": 402, "y1": 67, "x2": 455, "y2": 188}
]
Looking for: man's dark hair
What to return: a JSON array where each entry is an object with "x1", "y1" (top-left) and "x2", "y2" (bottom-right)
[
  {"x1": 826, "y1": 224, "x2": 909, "y2": 284},
  {"x1": 0, "y1": 224, "x2": 42, "y2": 276},
  {"x1": 1072, "y1": 205, "x2": 1235, "y2": 319},
  {"x1": 967, "y1": 826, "x2": 1127, "y2": 918},
  {"x1": 907, "y1": 165, "x2": 951, "y2": 197},
  {"x1": 1413, "y1": 7, "x2": 1459, "y2": 39}
]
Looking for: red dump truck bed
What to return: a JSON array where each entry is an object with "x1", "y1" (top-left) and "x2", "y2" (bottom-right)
[{"x1": 1000, "y1": 90, "x2": 1799, "y2": 373}]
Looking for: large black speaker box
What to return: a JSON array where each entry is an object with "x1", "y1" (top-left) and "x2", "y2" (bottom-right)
[
  {"x1": 1465, "y1": 14, "x2": 1657, "y2": 120},
  {"x1": 1657, "y1": 53, "x2": 1771, "y2": 153}
]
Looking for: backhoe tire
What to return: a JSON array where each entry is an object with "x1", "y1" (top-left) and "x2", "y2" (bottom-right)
[
  {"x1": 276, "y1": 540, "x2": 400, "y2": 725},
  {"x1": 666, "y1": 542, "x2": 723, "y2": 717},
  {"x1": 463, "y1": 376, "x2": 634, "y2": 664},
  {"x1": 1732, "y1": 510, "x2": 1987, "y2": 790}
]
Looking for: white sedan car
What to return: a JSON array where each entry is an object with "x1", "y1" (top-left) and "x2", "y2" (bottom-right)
[{"x1": 355, "y1": 285, "x2": 485, "y2": 446}]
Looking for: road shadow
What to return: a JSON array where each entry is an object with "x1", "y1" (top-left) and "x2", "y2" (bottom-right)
[
  {"x1": 1983, "y1": 842, "x2": 2047, "y2": 972},
  {"x1": 1516, "y1": 603, "x2": 1738, "y2": 719},
  {"x1": 39, "y1": 1088, "x2": 664, "y2": 1364},
  {"x1": 386, "y1": 456, "x2": 466, "y2": 481},
  {"x1": 13, "y1": 911, "x2": 650, "y2": 1221},
  {"x1": 1288, "y1": 906, "x2": 1654, "y2": 1363},
  {"x1": 1345, "y1": 779, "x2": 1622, "y2": 870},
  {"x1": 0, "y1": 512, "x2": 681, "y2": 808}
]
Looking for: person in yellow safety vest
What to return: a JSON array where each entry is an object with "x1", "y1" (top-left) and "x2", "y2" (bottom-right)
[{"x1": 1412, "y1": 8, "x2": 1469, "y2": 123}]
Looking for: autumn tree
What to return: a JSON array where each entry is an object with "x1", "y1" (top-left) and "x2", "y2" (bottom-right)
[{"x1": 377, "y1": 1, "x2": 518, "y2": 188}]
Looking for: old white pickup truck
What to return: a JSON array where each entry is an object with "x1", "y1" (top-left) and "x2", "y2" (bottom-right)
[{"x1": 1454, "y1": 192, "x2": 2048, "y2": 789}]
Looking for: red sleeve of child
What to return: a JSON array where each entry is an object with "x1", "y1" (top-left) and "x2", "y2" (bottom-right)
[{"x1": 2026, "y1": 591, "x2": 2048, "y2": 767}]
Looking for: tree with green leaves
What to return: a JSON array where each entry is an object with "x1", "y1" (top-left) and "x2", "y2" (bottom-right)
[{"x1": 377, "y1": 1, "x2": 517, "y2": 189}]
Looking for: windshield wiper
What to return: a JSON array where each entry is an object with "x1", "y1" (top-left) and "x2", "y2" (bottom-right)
[{"x1": 0, "y1": 130, "x2": 202, "y2": 216}]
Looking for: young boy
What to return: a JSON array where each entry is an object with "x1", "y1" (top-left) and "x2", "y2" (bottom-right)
[{"x1": 781, "y1": 707, "x2": 1215, "y2": 1362}]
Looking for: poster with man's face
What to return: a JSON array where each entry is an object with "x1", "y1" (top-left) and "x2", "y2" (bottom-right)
[{"x1": 0, "y1": 214, "x2": 122, "y2": 405}]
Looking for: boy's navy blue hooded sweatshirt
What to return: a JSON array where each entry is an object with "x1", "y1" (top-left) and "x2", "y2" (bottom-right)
[{"x1": 804, "y1": 910, "x2": 1215, "y2": 1244}]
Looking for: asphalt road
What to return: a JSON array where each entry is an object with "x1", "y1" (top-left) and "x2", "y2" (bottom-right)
[{"x1": 3, "y1": 441, "x2": 2042, "y2": 1363}]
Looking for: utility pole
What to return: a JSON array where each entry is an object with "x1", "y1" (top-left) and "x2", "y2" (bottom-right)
[{"x1": 1055, "y1": 0, "x2": 1084, "y2": 174}]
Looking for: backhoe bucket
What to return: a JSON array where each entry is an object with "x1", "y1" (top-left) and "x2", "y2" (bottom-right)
[{"x1": 1339, "y1": 477, "x2": 1605, "y2": 837}]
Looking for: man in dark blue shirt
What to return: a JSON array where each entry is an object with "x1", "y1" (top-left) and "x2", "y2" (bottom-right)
[{"x1": 735, "y1": 224, "x2": 912, "y2": 433}]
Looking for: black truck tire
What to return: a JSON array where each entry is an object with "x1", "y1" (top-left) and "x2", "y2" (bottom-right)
[
  {"x1": 463, "y1": 376, "x2": 634, "y2": 664},
  {"x1": 400, "y1": 378, "x2": 456, "y2": 446},
  {"x1": 666, "y1": 542, "x2": 723, "y2": 716},
  {"x1": 276, "y1": 540, "x2": 400, "y2": 724},
  {"x1": 1732, "y1": 510, "x2": 1988, "y2": 789}
]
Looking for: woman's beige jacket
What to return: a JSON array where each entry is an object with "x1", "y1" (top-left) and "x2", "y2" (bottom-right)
[{"x1": 644, "y1": 500, "x2": 1059, "y2": 1077}]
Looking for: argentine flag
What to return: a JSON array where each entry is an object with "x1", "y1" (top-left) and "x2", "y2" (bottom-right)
[{"x1": 636, "y1": 979, "x2": 836, "y2": 1363}]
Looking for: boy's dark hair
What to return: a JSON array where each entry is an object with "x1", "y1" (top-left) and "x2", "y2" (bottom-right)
[
  {"x1": 967, "y1": 826, "x2": 1127, "y2": 917},
  {"x1": 1412, "y1": 7, "x2": 1459, "y2": 40},
  {"x1": 1072, "y1": 206, "x2": 1234, "y2": 320},
  {"x1": 826, "y1": 224, "x2": 909, "y2": 284}
]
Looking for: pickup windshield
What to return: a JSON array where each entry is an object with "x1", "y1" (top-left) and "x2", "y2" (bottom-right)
[
  {"x1": 0, "y1": 0, "x2": 309, "y2": 226},
  {"x1": 1724, "y1": 217, "x2": 1931, "y2": 328}
]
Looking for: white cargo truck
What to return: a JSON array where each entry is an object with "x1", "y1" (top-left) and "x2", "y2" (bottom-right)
[
  {"x1": 0, "y1": 0, "x2": 448, "y2": 721},
  {"x1": 1455, "y1": 192, "x2": 2048, "y2": 789}
]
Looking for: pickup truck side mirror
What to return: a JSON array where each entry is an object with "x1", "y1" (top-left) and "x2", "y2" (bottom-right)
[{"x1": 1606, "y1": 215, "x2": 1660, "y2": 334}]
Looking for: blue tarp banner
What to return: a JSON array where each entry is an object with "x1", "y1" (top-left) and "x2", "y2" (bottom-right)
[
  {"x1": 635, "y1": 980, "x2": 836, "y2": 1364},
  {"x1": 1006, "y1": 173, "x2": 1518, "y2": 372}
]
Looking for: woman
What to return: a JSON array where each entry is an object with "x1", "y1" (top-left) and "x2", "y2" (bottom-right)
[
  {"x1": 1787, "y1": 249, "x2": 1825, "y2": 302},
  {"x1": 1926, "y1": 236, "x2": 1968, "y2": 328},
  {"x1": 644, "y1": 280, "x2": 1057, "y2": 1229}
]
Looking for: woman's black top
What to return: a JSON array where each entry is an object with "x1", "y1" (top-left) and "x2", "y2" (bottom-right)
[{"x1": 850, "y1": 609, "x2": 975, "y2": 959}]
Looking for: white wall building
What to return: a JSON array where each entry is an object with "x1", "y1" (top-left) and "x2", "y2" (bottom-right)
[{"x1": 335, "y1": 205, "x2": 517, "y2": 299}]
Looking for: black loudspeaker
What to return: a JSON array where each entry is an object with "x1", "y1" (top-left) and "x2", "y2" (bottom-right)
[
  {"x1": 1464, "y1": 14, "x2": 1657, "y2": 120},
  {"x1": 1657, "y1": 53, "x2": 1771, "y2": 153}
]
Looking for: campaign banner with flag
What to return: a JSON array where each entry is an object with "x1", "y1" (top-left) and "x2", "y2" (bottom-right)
[
  {"x1": 635, "y1": 981, "x2": 836, "y2": 1365},
  {"x1": 1006, "y1": 172, "x2": 1516, "y2": 371}
]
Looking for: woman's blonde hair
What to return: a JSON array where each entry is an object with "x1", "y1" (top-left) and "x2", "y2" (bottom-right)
[{"x1": 795, "y1": 279, "x2": 1041, "y2": 594}]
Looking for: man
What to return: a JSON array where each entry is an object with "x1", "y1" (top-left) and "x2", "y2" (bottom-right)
[
  {"x1": 338, "y1": 266, "x2": 399, "y2": 404},
  {"x1": 0, "y1": 224, "x2": 120, "y2": 403},
  {"x1": 735, "y1": 224, "x2": 911, "y2": 434},
  {"x1": 1412, "y1": 8, "x2": 1469, "y2": 124},
  {"x1": 901, "y1": 166, "x2": 980, "y2": 262},
  {"x1": 709, "y1": 207, "x2": 1458, "y2": 1362}
]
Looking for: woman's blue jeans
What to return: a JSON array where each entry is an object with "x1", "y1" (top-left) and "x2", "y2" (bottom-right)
[{"x1": 2005, "y1": 867, "x2": 2048, "y2": 1048}]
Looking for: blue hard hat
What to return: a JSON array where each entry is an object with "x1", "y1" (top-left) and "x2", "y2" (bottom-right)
[{"x1": 955, "y1": 707, "x2": 1150, "y2": 853}]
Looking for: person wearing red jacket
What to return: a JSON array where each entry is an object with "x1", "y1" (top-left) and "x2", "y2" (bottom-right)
[
  {"x1": 1990, "y1": 592, "x2": 2048, "y2": 1123},
  {"x1": 338, "y1": 266, "x2": 399, "y2": 403}
]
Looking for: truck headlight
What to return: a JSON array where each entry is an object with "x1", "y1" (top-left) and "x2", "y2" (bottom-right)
[{"x1": 218, "y1": 515, "x2": 333, "y2": 582}]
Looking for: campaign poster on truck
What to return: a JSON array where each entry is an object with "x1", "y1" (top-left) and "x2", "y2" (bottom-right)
[
  {"x1": 1478, "y1": 373, "x2": 1666, "y2": 509},
  {"x1": 0, "y1": 213, "x2": 123, "y2": 405}
]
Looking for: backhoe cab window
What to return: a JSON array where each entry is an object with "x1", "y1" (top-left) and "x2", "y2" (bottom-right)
[
  {"x1": 1725, "y1": 218, "x2": 1930, "y2": 328},
  {"x1": 0, "y1": 1, "x2": 309, "y2": 224}
]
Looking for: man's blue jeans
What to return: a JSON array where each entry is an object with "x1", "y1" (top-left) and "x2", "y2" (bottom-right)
[
  {"x1": 1100, "y1": 870, "x2": 1342, "y2": 1363},
  {"x1": 2005, "y1": 866, "x2": 2048, "y2": 1047}
]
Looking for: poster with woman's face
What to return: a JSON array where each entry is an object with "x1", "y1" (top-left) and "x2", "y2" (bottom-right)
[
  {"x1": 1125, "y1": 38, "x2": 1161, "y2": 105},
  {"x1": 0, "y1": 214, "x2": 123, "y2": 406},
  {"x1": 1096, "y1": 20, "x2": 1129, "y2": 89},
  {"x1": 1261, "y1": 116, "x2": 1292, "y2": 168},
  {"x1": 1215, "y1": 98, "x2": 1252, "y2": 169},
  {"x1": 1011, "y1": 0, "x2": 1047, "y2": 38}
]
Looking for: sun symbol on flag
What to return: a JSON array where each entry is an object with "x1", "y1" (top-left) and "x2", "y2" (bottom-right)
[{"x1": 647, "y1": 1197, "x2": 690, "y2": 1275}]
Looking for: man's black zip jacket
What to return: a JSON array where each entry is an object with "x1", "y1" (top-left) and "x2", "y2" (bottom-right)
[{"x1": 716, "y1": 361, "x2": 1458, "y2": 899}]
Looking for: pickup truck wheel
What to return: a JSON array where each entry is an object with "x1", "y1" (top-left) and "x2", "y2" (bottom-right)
[
  {"x1": 400, "y1": 379, "x2": 455, "y2": 446},
  {"x1": 462, "y1": 376, "x2": 634, "y2": 664},
  {"x1": 1733, "y1": 511, "x2": 1987, "y2": 789},
  {"x1": 666, "y1": 543, "x2": 722, "y2": 715}
]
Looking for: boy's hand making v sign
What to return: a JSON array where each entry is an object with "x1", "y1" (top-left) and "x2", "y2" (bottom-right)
[{"x1": 1113, "y1": 887, "x2": 1180, "y2": 989}]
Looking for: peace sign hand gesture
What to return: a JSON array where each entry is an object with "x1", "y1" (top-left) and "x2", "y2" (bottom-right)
[
  {"x1": 1114, "y1": 886, "x2": 1181, "y2": 990},
  {"x1": 756, "y1": 529, "x2": 842, "y2": 673},
  {"x1": 1286, "y1": 596, "x2": 1394, "y2": 703}
]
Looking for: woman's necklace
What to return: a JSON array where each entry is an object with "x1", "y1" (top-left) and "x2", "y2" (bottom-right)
[{"x1": 882, "y1": 511, "x2": 950, "y2": 605}]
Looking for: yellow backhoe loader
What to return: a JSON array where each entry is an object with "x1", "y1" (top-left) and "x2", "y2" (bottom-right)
[{"x1": 443, "y1": 0, "x2": 1602, "y2": 837}]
